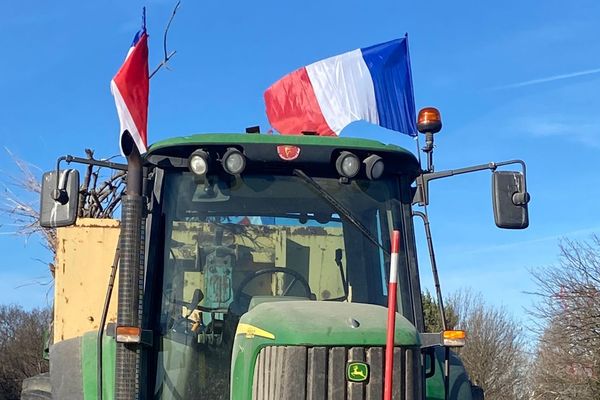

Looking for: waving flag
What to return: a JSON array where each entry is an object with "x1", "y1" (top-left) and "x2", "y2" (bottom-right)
[
  {"x1": 264, "y1": 37, "x2": 417, "y2": 137},
  {"x1": 111, "y1": 12, "x2": 149, "y2": 155}
]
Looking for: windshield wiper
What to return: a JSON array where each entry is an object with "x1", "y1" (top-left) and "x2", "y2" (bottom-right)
[{"x1": 293, "y1": 169, "x2": 389, "y2": 256}]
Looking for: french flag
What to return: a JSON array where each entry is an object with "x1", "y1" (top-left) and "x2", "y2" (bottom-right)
[
  {"x1": 264, "y1": 37, "x2": 417, "y2": 137},
  {"x1": 111, "y1": 15, "x2": 149, "y2": 155}
]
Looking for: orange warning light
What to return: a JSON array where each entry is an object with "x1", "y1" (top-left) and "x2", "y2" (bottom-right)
[{"x1": 417, "y1": 107, "x2": 442, "y2": 134}]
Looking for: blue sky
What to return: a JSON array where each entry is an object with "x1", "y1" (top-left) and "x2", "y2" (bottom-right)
[{"x1": 1, "y1": 1, "x2": 599, "y2": 322}]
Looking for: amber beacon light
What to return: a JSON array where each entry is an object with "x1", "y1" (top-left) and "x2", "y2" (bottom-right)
[
  {"x1": 417, "y1": 107, "x2": 442, "y2": 134},
  {"x1": 417, "y1": 107, "x2": 442, "y2": 172}
]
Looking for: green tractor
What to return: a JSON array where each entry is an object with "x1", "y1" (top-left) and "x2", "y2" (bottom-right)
[{"x1": 34, "y1": 108, "x2": 529, "y2": 399}]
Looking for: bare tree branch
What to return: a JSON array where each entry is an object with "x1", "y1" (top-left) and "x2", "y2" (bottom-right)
[
  {"x1": 0, "y1": 149, "x2": 125, "y2": 260},
  {"x1": 528, "y1": 236, "x2": 600, "y2": 399}
]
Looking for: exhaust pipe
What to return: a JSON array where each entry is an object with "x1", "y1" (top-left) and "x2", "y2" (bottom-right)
[{"x1": 115, "y1": 133, "x2": 144, "y2": 400}]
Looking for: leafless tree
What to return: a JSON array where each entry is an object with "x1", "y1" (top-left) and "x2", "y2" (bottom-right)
[
  {"x1": 528, "y1": 236, "x2": 600, "y2": 399},
  {"x1": 449, "y1": 290, "x2": 528, "y2": 400},
  {"x1": 0, "y1": 305, "x2": 51, "y2": 400},
  {"x1": 1, "y1": 149, "x2": 56, "y2": 254},
  {"x1": 1, "y1": 149, "x2": 125, "y2": 258},
  {"x1": 76, "y1": 149, "x2": 126, "y2": 220}
]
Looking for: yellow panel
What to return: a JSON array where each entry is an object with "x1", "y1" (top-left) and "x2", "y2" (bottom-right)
[{"x1": 54, "y1": 218, "x2": 120, "y2": 343}]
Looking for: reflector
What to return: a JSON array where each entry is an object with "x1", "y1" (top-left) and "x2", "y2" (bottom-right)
[
  {"x1": 442, "y1": 330, "x2": 466, "y2": 347},
  {"x1": 116, "y1": 326, "x2": 141, "y2": 343}
]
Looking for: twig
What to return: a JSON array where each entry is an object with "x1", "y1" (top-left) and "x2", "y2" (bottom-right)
[{"x1": 149, "y1": 0, "x2": 181, "y2": 79}]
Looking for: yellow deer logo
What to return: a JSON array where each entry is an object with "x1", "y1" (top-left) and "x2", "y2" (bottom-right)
[{"x1": 347, "y1": 362, "x2": 369, "y2": 382}]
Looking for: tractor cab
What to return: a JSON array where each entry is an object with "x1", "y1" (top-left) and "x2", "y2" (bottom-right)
[
  {"x1": 39, "y1": 127, "x2": 525, "y2": 399},
  {"x1": 142, "y1": 134, "x2": 422, "y2": 399}
]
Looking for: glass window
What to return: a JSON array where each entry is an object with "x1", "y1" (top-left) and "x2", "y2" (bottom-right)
[{"x1": 152, "y1": 171, "x2": 407, "y2": 399}]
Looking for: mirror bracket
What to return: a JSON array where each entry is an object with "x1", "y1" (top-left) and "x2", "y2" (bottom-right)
[
  {"x1": 40, "y1": 155, "x2": 129, "y2": 228},
  {"x1": 412, "y1": 159, "x2": 529, "y2": 207},
  {"x1": 53, "y1": 154, "x2": 128, "y2": 197}
]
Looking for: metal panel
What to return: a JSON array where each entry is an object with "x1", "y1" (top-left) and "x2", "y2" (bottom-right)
[
  {"x1": 254, "y1": 346, "x2": 306, "y2": 400},
  {"x1": 49, "y1": 337, "x2": 84, "y2": 400},
  {"x1": 253, "y1": 345, "x2": 421, "y2": 400},
  {"x1": 365, "y1": 347, "x2": 383, "y2": 400},
  {"x1": 267, "y1": 346, "x2": 279, "y2": 399},
  {"x1": 54, "y1": 218, "x2": 121, "y2": 343},
  {"x1": 281, "y1": 346, "x2": 307, "y2": 400},
  {"x1": 328, "y1": 347, "x2": 346, "y2": 400},
  {"x1": 392, "y1": 347, "x2": 405, "y2": 400},
  {"x1": 405, "y1": 347, "x2": 421, "y2": 400},
  {"x1": 347, "y1": 347, "x2": 365, "y2": 400},
  {"x1": 252, "y1": 345, "x2": 265, "y2": 399},
  {"x1": 307, "y1": 347, "x2": 327, "y2": 400}
]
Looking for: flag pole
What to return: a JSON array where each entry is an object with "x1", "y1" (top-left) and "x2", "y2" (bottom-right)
[{"x1": 384, "y1": 230, "x2": 400, "y2": 400}]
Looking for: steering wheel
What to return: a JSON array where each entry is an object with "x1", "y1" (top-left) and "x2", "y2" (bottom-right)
[{"x1": 230, "y1": 268, "x2": 312, "y2": 314}]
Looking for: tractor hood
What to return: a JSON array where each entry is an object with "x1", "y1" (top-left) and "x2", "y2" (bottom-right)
[
  {"x1": 236, "y1": 300, "x2": 419, "y2": 346},
  {"x1": 230, "y1": 300, "x2": 420, "y2": 399}
]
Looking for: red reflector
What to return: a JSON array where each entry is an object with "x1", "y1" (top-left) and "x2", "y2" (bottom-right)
[{"x1": 277, "y1": 145, "x2": 301, "y2": 161}]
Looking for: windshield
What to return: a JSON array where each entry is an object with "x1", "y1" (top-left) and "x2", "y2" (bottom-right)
[{"x1": 152, "y1": 171, "x2": 409, "y2": 399}]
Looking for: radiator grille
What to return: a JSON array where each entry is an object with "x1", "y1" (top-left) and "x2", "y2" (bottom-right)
[{"x1": 252, "y1": 346, "x2": 422, "y2": 400}]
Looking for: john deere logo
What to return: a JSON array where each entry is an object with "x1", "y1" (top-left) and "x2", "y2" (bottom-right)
[{"x1": 347, "y1": 362, "x2": 369, "y2": 382}]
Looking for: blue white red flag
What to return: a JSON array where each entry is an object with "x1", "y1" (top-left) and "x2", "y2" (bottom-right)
[
  {"x1": 111, "y1": 14, "x2": 149, "y2": 155},
  {"x1": 264, "y1": 37, "x2": 417, "y2": 137}
]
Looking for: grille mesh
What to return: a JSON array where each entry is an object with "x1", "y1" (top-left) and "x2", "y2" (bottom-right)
[{"x1": 252, "y1": 346, "x2": 421, "y2": 400}]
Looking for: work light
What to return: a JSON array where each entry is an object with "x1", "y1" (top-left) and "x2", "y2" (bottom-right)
[
  {"x1": 188, "y1": 149, "x2": 209, "y2": 176},
  {"x1": 222, "y1": 148, "x2": 246, "y2": 175},
  {"x1": 363, "y1": 154, "x2": 384, "y2": 180},
  {"x1": 335, "y1": 151, "x2": 360, "y2": 178}
]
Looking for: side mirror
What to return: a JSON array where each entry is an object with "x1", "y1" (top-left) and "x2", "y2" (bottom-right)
[
  {"x1": 39, "y1": 169, "x2": 80, "y2": 228},
  {"x1": 492, "y1": 171, "x2": 529, "y2": 229}
]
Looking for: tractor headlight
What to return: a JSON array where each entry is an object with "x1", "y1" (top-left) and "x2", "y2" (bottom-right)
[
  {"x1": 188, "y1": 149, "x2": 209, "y2": 176},
  {"x1": 335, "y1": 151, "x2": 360, "y2": 178},
  {"x1": 364, "y1": 154, "x2": 384, "y2": 180},
  {"x1": 222, "y1": 148, "x2": 246, "y2": 175}
]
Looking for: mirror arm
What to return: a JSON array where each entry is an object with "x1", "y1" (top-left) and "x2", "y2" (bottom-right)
[
  {"x1": 413, "y1": 159, "x2": 527, "y2": 206},
  {"x1": 53, "y1": 155, "x2": 128, "y2": 202}
]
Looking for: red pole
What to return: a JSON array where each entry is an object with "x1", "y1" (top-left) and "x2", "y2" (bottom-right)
[{"x1": 384, "y1": 230, "x2": 400, "y2": 400}]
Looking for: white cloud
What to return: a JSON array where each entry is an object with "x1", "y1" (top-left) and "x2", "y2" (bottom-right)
[
  {"x1": 493, "y1": 67, "x2": 600, "y2": 90},
  {"x1": 442, "y1": 226, "x2": 600, "y2": 258},
  {"x1": 515, "y1": 115, "x2": 600, "y2": 148}
]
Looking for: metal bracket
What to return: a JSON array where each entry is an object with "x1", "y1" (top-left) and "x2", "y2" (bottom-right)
[
  {"x1": 412, "y1": 159, "x2": 527, "y2": 206},
  {"x1": 53, "y1": 154, "x2": 128, "y2": 202},
  {"x1": 420, "y1": 332, "x2": 445, "y2": 348}
]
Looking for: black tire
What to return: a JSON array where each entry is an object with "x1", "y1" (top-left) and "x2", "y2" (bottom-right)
[{"x1": 21, "y1": 373, "x2": 51, "y2": 400}]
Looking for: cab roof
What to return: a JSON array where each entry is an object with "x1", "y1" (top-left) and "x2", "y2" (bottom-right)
[
  {"x1": 147, "y1": 133, "x2": 421, "y2": 180},
  {"x1": 149, "y1": 133, "x2": 416, "y2": 159}
]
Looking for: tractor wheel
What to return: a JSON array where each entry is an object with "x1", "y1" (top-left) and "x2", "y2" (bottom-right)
[{"x1": 21, "y1": 373, "x2": 52, "y2": 399}]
